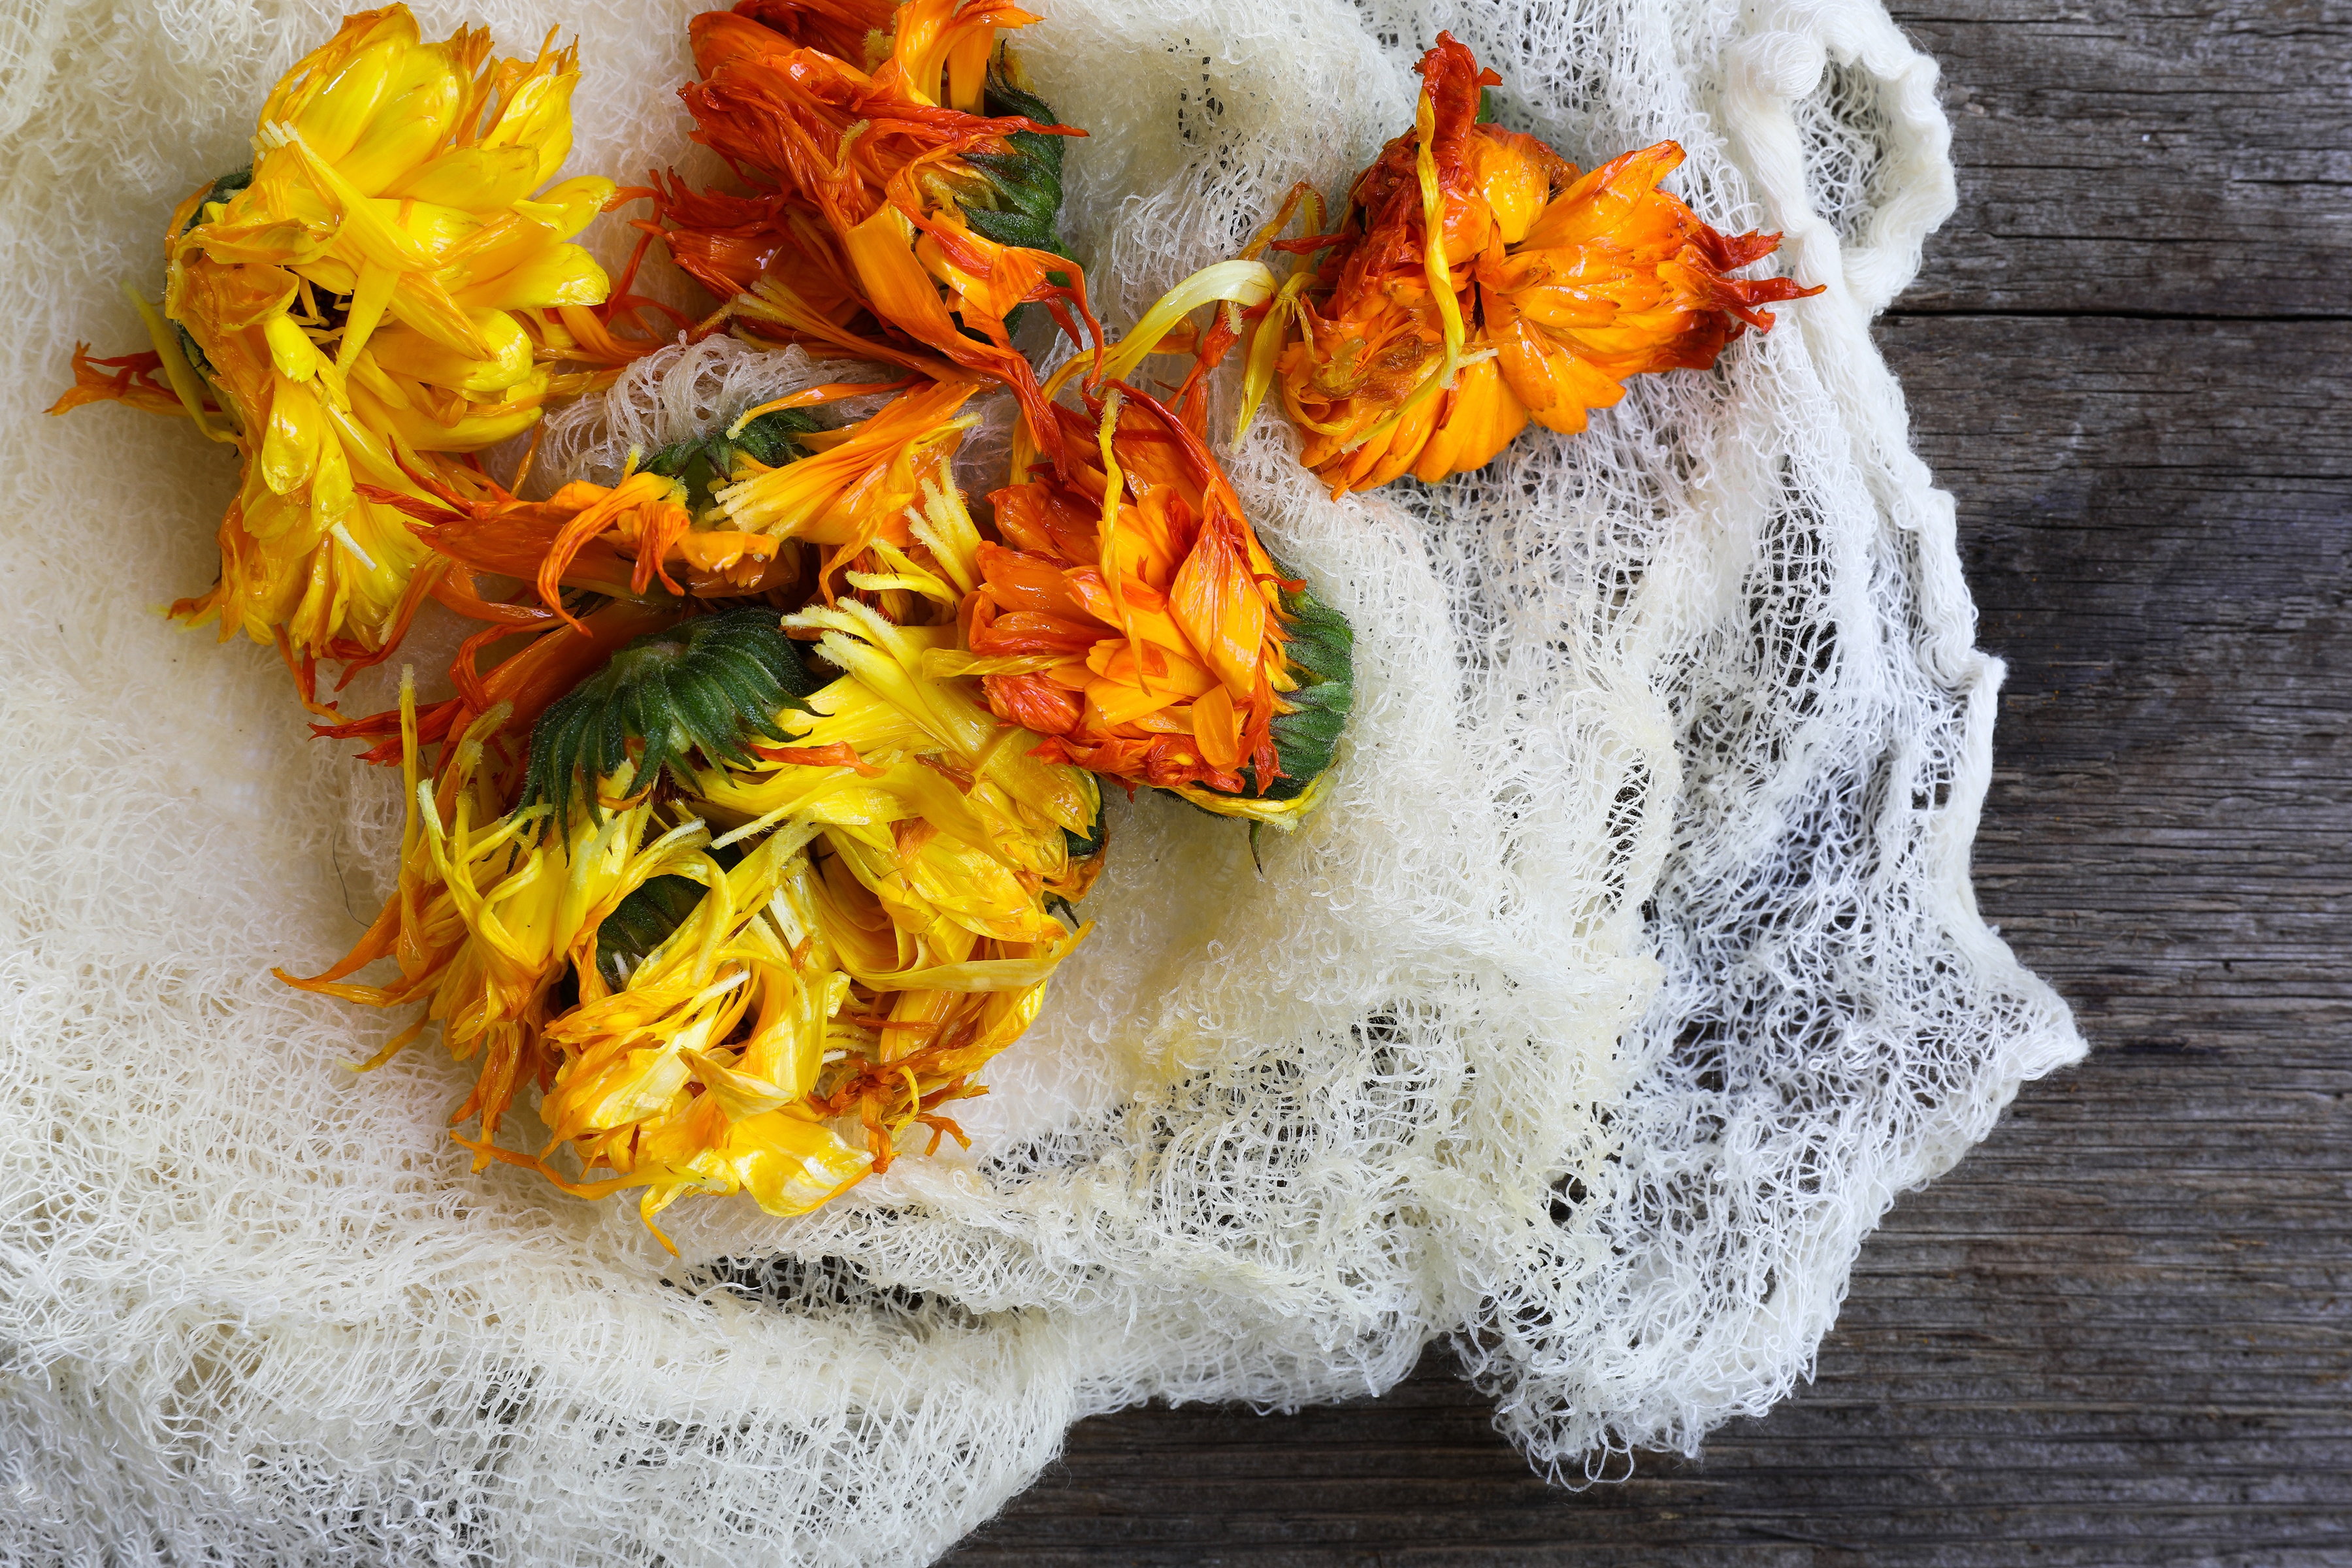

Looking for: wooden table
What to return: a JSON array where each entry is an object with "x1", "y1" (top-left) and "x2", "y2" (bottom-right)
[{"x1": 945, "y1": 3, "x2": 2352, "y2": 1561}]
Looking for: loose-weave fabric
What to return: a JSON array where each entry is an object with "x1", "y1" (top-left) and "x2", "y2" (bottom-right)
[{"x1": 0, "y1": 0, "x2": 2080, "y2": 1558}]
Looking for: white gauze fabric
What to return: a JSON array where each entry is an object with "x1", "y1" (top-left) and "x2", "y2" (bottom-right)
[{"x1": 0, "y1": 0, "x2": 2081, "y2": 1561}]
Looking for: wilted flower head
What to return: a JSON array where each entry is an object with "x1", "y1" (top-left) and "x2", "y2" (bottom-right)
[
  {"x1": 654, "y1": 0, "x2": 1088, "y2": 458},
  {"x1": 288, "y1": 601, "x2": 1097, "y2": 1243},
  {"x1": 372, "y1": 374, "x2": 985, "y2": 623},
  {"x1": 1248, "y1": 32, "x2": 1823, "y2": 496},
  {"x1": 51, "y1": 5, "x2": 625, "y2": 661},
  {"x1": 954, "y1": 267, "x2": 1356, "y2": 828}
]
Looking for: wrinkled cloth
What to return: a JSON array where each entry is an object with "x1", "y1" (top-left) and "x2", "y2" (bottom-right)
[{"x1": 0, "y1": 0, "x2": 2079, "y2": 1560}]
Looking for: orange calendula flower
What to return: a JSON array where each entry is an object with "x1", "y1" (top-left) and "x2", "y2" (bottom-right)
[
  {"x1": 653, "y1": 0, "x2": 1090, "y2": 457},
  {"x1": 50, "y1": 5, "x2": 625, "y2": 661},
  {"x1": 287, "y1": 606, "x2": 1098, "y2": 1245},
  {"x1": 372, "y1": 373, "x2": 987, "y2": 618},
  {"x1": 1244, "y1": 31, "x2": 1824, "y2": 497},
  {"x1": 964, "y1": 269, "x2": 1356, "y2": 828}
]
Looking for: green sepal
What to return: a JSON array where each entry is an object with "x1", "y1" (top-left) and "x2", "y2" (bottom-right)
[
  {"x1": 591, "y1": 875, "x2": 708, "y2": 989},
  {"x1": 1248, "y1": 579, "x2": 1354, "y2": 802},
  {"x1": 589, "y1": 833, "x2": 751, "y2": 988},
  {"x1": 519, "y1": 606, "x2": 826, "y2": 829},
  {"x1": 180, "y1": 166, "x2": 252, "y2": 236},
  {"x1": 640, "y1": 406, "x2": 821, "y2": 515},
  {"x1": 963, "y1": 64, "x2": 1071, "y2": 260},
  {"x1": 1062, "y1": 778, "x2": 1107, "y2": 862}
]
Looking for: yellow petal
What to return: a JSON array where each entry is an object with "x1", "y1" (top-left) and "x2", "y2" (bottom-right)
[
  {"x1": 261, "y1": 313, "x2": 319, "y2": 382},
  {"x1": 451, "y1": 242, "x2": 608, "y2": 310},
  {"x1": 724, "y1": 1113, "x2": 872, "y2": 1217},
  {"x1": 364, "y1": 380, "x2": 546, "y2": 453},
  {"x1": 336, "y1": 41, "x2": 465, "y2": 194},
  {"x1": 279, "y1": 17, "x2": 410, "y2": 164},
  {"x1": 259, "y1": 374, "x2": 325, "y2": 497},
  {"x1": 367, "y1": 308, "x2": 534, "y2": 394},
  {"x1": 379, "y1": 145, "x2": 542, "y2": 208},
  {"x1": 514, "y1": 175, "x2": 617, "y2": 240},
  {"x1": 379, "y1": 267, "x2": 489, "y2": 357},
  {"x1": 310, "y1": 424, "x2": 357, "y2": 521},
  {"x1": 678, "y1": 1047, "x2": 798, "y2": 1120},
  {"x1": 555, "y1": 1045, "x2": 695, "y2": 1137},
  {"x1": 270, "y1": 126, "x2": 433, "y2": 272},
  {"x1": 480, "y1": 59, "x2": 580, "y2": 186},
  {"x1": 335, "y1": 261, "x2": 397, "y2": 370}
]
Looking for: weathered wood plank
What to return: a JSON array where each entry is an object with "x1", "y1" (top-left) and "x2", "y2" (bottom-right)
[
  {"x1": 943, "y1": 299, "x2": 2352, "y2": 1568},
  {"x1": 1893, "y1": 1, "x2": 2352, "y2": 318}
]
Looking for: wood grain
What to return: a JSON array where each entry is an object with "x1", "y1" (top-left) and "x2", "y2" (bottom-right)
[
  {"x1": 941, "y1": 0, "x2": 2352, "y2": 1561},
  {"x1": 1898, "y1": 1, "x2": 2352, "y2": 319}
]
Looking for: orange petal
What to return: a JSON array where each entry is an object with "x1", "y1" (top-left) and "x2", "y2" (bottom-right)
[
  {"x1": 917, "y1": 218, "x2": 1053, "y2": 323},
  {"x1": 689, "y1": 10, "x2": 800, "y2": 76},
  {"x1": 1409, "y1": 355, "x2": 1529, "y2": 483},
  {"x1": 1519, "y1": 142, "x2": 1687, "y2": 253},
  {"x1": 1485, "y1": 288, "x2": 1624, "y2": 433},
  {"x1": 1168, "y1": 505, "x2": 1267, "y2": 694},
  {"x1": 844, "y1": 204, "x2": 972, "y2": 346},
  {"x1": 1190, "y1": 683, "x2": 1243, "y2": 770},
  {"x1": 1467, "y1": 125, "x2": 1573, "y2": 246}
]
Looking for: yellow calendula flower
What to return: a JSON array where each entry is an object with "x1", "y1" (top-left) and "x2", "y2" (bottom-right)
[
  {"x1": 52, "y1": 6, "x2": 621, "y2": 663},
  {"x1": 287, "y1": 603, "x2": 1100, "y2": 1244}
]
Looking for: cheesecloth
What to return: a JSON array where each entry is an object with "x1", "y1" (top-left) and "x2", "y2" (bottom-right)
[{"x1": 0, "y1": 0, "x2": 2082, "y2": 1558}]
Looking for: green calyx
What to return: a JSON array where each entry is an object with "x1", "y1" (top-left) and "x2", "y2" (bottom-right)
[
  {"x1": 180, "y1": 166, "x2": 253, "y2": 236},
  {"x1": 592, "y1": 874, "x2": 708, "y2": 988},
  {"x1": 1062, "y1": 781, "x2": 1107, "y2": 862},
  {"x1": 520, "y1": 606, "x2": 825, "y2": 828},
  {"x1": 590, "y1": 827, "x2": 750, "y2": 987},
  {"x1": 640, "y1": 406, "x2": 821, "y2": 515},
  {"x1": 1226, "y1": 578, "x2": 1355, "y2": 803},
  {"x1": 962, "y1": 52, "x2": 1072, "y2": 261}
]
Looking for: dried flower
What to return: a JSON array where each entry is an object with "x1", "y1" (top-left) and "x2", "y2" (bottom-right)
[
  {"x1": 1247, "y1": 32, "x2": 1823, "y2": 495},
  {"x1": 654, "y1": 0, "x2": 1088, "y2": 452},
  {"x1": 375, "y1": 375, "x2": 984, "y2": 618},
  {"x1": 966, "y1": 266, "x2": 1356, "y2": 828},
  {"x1": 287, "y1": 600, "x2": 1097, "y2": 1244},
  {"x1": 50, "y1": 5, "x2": 622, "y2": 659}
]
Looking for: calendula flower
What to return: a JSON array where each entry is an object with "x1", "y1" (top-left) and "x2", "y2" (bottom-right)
[
  {"x1": 516, "y1": 607, "x2": 826, "y2": 821},
  {"x1": 314, "y1": 594, "x2": 678, "y2": 769},
  {"x1": 288, "y1": 603, "x2": 1096, "y2": 1243},
  {"x1": 654, "y1": 0, "x2": 1088, "y2": 454},
  {"x1": 1243, "y1": 32, "x2": 1823, "y2": 497},
  {"x1": 979, "y1": 387, "x2": 1353, "y2": 824},
  {"x1": 51, "y1": 5, "x2": 622, "y2": 660},
  {"x1": 374, "y1": 374, "x2": 986, "y2": 619},
  {"x1": 734, "y1": 597, "x2": 1107, "y2": 900},
  {"x1": 960, "y1": 264, "x2": 1356, "y2": 828}
]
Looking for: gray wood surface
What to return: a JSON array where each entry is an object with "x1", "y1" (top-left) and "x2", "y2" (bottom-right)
[{"x1": 942, "y1": 2, "x2": 2352, "y2": 1561}]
